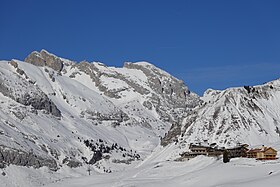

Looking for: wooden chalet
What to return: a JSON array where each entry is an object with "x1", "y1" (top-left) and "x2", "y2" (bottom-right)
[
  {"x1": 189, "y1": 144, "x2": 209, "y2": 155},
  {"x1": 247, "y1": 148, "x2": 260, "y2": 158},
  {"x1": 180, "y1": 144, "x2": 207, "y2": 160},
  {"x1": 207, "y1": 148, "x2": 224, "y2": 157},
  {"x1": 181, "y1": 143, "x2": 224, "y2": 160},
  {"x1": 181, "y1": 143, "x2": 250, "y2": 160},
  {"x1": 180, "y1": 143, "x2": 277, "y2": 161},
  {"x1": 247, "y1": 146, "x2": 277, "y2": 160},
  {"x1": 180, "y1": 151, "x2": 205, "y2": 160}
]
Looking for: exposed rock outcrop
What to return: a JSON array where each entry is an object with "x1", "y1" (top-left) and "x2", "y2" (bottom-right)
[
  {"x1": 0, "y1": 70, "x2": 61, "y2": 117},
  {"x1": 73, "y1": 61, "x2": 150, "y2": 98},
  {"x1": 0, "y1": 145, "x2": 58, "y2": 171},
  {"x1": 62, "y1": 157, "x2": 82, "y2": 168},
  {"x1": 25, "y1": 49, "x2": 64, "y2": 71},
  {"x1": 124, "y1": 62, "x2": 196, "y2": 108},
  {"x1": 18, "y1": 93, "x2": 61, "y2": 117},
  {"x1": 124, "y1": 62, "x2": 201, "y2": 123}
]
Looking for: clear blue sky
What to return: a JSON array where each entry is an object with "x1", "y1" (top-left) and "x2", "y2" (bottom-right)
[{"x1": 1, "y1": 0, "x2": 280, "y2": 95}]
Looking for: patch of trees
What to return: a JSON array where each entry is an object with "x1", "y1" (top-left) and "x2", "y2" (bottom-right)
[
  {"x1": 83, "y1": 138, "x2": 140, "y2": 166},
  {"x1": 223, "y1": 150, "x2": 230, "y2": 163},
  {"x1": 244, "y1": 86, "x2": 255, "y2": 94}
]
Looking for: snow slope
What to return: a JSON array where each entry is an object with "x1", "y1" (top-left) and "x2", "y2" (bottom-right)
[{"x1": 45, "y1": 155, "x2": 280, "y2": 187}]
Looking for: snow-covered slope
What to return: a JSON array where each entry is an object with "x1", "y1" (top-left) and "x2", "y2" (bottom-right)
[
  {"x1": 44, "y1": 156, "x2": 280, "y2": 187},
  {"x1": 0, "y1": 50, "x2": 200, "y2": 175}
]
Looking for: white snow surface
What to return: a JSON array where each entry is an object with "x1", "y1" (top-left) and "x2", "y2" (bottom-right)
[
  {"x1": 45, "y1": 157, "x2": 280, "y2": 187},
  {"x1": 2, "y1": 152, "x2": 280, "y2": 187}
]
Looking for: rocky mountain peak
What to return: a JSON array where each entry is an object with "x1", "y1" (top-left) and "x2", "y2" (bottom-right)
[
  {"x1": 24, "y1": 49, "x2": 64, "y2": 71},
  {"x1": 124, "y1": 61, "x2": 200, "y2": 108}
]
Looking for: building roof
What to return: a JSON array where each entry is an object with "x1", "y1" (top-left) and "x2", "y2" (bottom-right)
[
  {"x1": 189, "y1": 144, "x2": 209, "y2": 149},
  {"x1": 262, "y1": 147, "x2": 277, "y2": 153},
  {"x1": 247, "y1": 148, "x2": 261, "y2": 153},
  {"x1": 248, "y1": 146, "x2": 277, "y2": 153}
]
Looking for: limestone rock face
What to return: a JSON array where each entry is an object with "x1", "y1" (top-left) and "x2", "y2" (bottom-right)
[
  {"x1": 18, "y1": 92, "x2": 61, "y2": 117},
  {"x1": 124, "y1": 62, "x2": 200, "y2": 109},
  {"x1": 62, "y1": 157, "x2": 82, "y2": 168},
  {"x1": 73, "y1": 61, "x2": 150, "y2": 99},
  {"x1": 0, "y1": 145, "x2": 57, "y2": 171},
  {"x1": 123, "y1": 62, "x2": 201, "y2": 123},
  {"x1": 0, "y1": 67, "x2": 61, "y2": 117},
  {"x1": 25, "y1": 49, "x2": 63, "y2": 71},
  {"x1": 71, "y1": 61, "x2": 201, "y2": 124}
]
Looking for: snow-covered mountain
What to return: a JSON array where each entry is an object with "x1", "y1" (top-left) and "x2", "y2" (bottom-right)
[
  {"x1": 1, "y1": 49, "x2": 280, "y2": 186},
  {"x1": 0, "y1": 49, "x2": 200, "y2": 172},
  {"x1": 162, "y1": 78, "x2": 280, "y2": 159}
]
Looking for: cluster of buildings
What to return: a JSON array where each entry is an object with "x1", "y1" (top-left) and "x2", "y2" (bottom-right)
[{"x1": 181, "y1": 143, "x2": 277, "y2": 161}]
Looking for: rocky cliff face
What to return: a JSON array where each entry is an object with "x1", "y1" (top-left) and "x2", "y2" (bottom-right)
[
  {"x1": 70, "y1": 61, "x2": 201, "y2": 124},
  {"x1": 123, "y1": 62, "x2": 201, "y2": 114},
  {"x1": 0, "y1": 145, "x2": 57, "y2": 170},
  {"x1": 25, "y1": 49, "x2": 64, "y2": 72},
  {"x1": 0, "y1": 60, "x2": 61, "y2": 117},
  {"x1": 124, "y1": 62, "x2": 196, "y2": 108}
]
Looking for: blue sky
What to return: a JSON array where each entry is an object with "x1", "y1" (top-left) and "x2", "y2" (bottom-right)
[{"x1": 0, "y1": 0, "x2": 279, "y2": 95}]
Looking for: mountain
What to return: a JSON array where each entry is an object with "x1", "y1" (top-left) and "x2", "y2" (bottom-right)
[
  {"x1": 0, "y1": 49, "x2": 200, "y2": 172},
  {"x1": 162, "y1": 79, "x2": 280, "y2": 159},
  {"x1": 1, "y1": 50, "x2": 280, "y2": 186}
]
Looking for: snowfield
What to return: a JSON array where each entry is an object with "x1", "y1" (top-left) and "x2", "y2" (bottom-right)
[
  {"x1": 3, "y1": 156, "x2": 279, "y2": 187},
  {"x1": 1, "y1": 146, "x2": 280, "y2": 187},
  {"x1": 44, "y1": 144, "x2": 280, "y2": 187}
]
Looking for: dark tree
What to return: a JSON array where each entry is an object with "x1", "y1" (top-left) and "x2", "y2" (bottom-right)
[
  {"x1": 223, "y1": 150, "x2": 230, "y2": 163},
  {"x1": 89, "y1": 150, "x2": 102, "y2": 164},
  {"x1": 84, "y1": 140, "x2": 90, "y2": 147},
  {"x1": 244, "y1": 86, "x2": 251, "y2": 93},
  {"x1": 87, "y1": 165, "x2": 92, "y2": 175}
]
